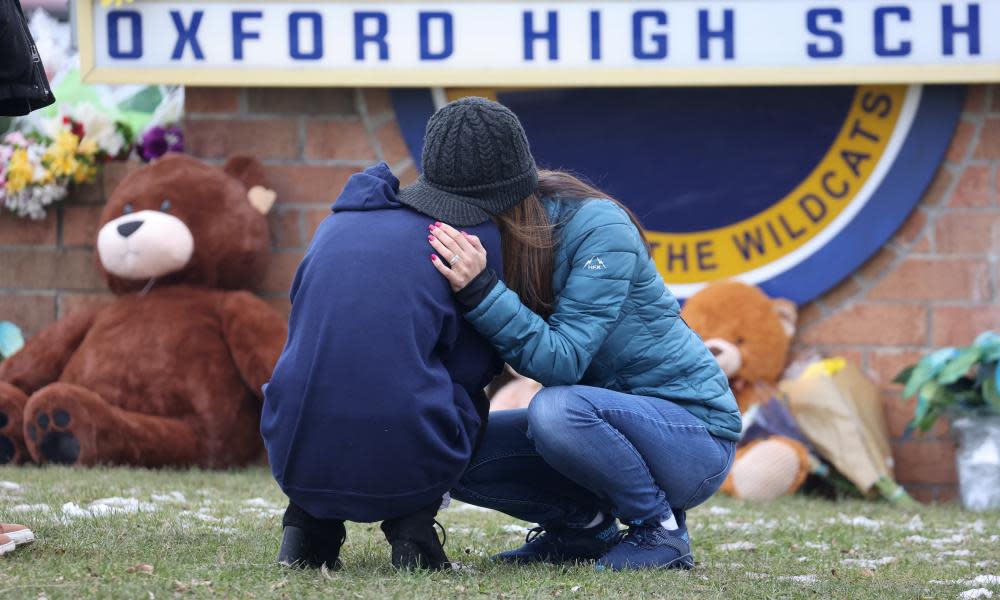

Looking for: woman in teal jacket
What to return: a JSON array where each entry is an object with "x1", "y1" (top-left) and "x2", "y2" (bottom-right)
[{"x1": 416, "y1": 98, "x2": 739, "y2": 571}]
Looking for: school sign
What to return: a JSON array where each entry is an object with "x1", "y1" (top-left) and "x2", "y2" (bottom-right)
[{"x1": 78, "y1": 0, "x2": 1000, "y2": 86}]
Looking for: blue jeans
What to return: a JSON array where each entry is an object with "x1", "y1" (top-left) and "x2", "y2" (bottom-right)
[{"x1": 452, "y1": 385, "x2": 736, "y2": 527}]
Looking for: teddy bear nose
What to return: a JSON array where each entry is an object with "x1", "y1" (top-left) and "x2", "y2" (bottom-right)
[
  {"x1": 709, "y1": 345, "x2": 723, "y2": 356},
  {"x1": 117, "y1": 220, "x2": 143, "y2": 238}
]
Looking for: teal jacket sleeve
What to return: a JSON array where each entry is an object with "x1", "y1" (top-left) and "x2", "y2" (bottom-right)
[{"x1": 464, "y1": 201, "x2": 642, "y2": 386}]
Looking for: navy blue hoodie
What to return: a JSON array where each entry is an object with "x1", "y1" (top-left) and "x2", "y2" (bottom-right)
[{"x1": 261, "y1": 163, "x2": 503, "y2": 522}]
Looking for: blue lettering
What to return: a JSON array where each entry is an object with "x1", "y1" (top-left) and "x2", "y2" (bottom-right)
[
  {"x1": 806, "y1": 8, "x2": 843, "y2": 58},
  {"x1": 107, "y1": 11, "x2": 142, "y2": 59},
  {"x1": 523, "y1": 11, "x2": 558, "y2": 61},
  {"x1": 632, "y1": 11, "x2": 667, "y2": 60},
  {"x1": 231, "y1": 11, "x2": 262, "y2": 60},
  {"x1": 289, "y1": 12, "x2": 323, "y2": 60},
  {"x1": 170, "y1": 10, "x2": 203, "y2": 60},
  {"x1": 942, "y1": 4, "x2": 980, "y2": 56},
  {"x1": 874, "y1": 6, "x2": 911, "y2": 57},
  {"x1": 590, "y1": 10, "x2": 601, "y2": 61},
  {"x1": 698, "y1": 8, "x2": 734, "y2": 60},
  {"x1": 354, "y1": 11, "x2": 389, "y2": 60},
  {"x1": 419, "y1": 12, "x2": 453, "y2": 60}
]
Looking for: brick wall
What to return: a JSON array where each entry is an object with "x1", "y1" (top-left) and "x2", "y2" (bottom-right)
[{"x1": 1, "y1": 84, "x2": 998, "y2": 502}]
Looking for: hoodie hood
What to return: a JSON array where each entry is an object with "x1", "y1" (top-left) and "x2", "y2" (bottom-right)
[{"x1": 331, "y1": 162, "x2": 402, "y2": 213}]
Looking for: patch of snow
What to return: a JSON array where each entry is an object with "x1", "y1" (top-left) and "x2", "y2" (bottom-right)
[
  {"x1": 976, "y1": 561, "x2": 998, "y2": 569},
  {"x1": 718, "y1": 541, "x2": 756, "y2": 552},
  {"x1": 972, "y1": 576, "x2": 1000, "y2": 586},
  {"x1": 840, "y1": 556, "x2": 897, "y2": 569},
  {"x1": 744, "y1": 572, "x2": 769, "y2": 580},
  {"x1": 448, "y1": 503, "x2": 492, "y2": 513},
  {"x1": 61, "y1": 497, "x2": 156, "y2": 519},
  {"x1": 243, "y1": 498, "x2": 278, "y2": 508},
  {"x1": 0, "y1": 481, "x2": 21, "y2": 491},
  {"x1": 708, "y1": 506, "x2": 732, "y2": 515},
  {"x1": 939, "y1": 550, "x2": 973, "y2": 558},
  {"x1": 501, "y1": 524, "x2": 530, "y2": 535},
  {"x1": 906, "y1": 515, "x2": 924, "y2": 531},
  {"x1": 804, "y1": 541, "x2": 830, "y2": 550},
  {"x1": 838, "y1": 514, "x2": 883, "y2": 530},
  {"x1": 930, "y1": 580, "x2": 966, "y2": 586},
  {"x1": 240, "y1": 508, "x2": 284, "y2": 518},
  {"x1": 11, "y1": 503, "x2": 50, "y2": 513},
  {"x1": 778, "y1": 574, "x2": 818, "y2": 585},
  {"x1": 959, "y1": 589, "x2": 992, "y2": 600},
  {"x1": 207, "y1": 526, "x2": 239, "y2": 535},
  {"x1": 151, "y1": 492, "x2": 187, "y2": 504},
  {"x1": 797, "y1": 556, "x2": 809, "y2": 562}
]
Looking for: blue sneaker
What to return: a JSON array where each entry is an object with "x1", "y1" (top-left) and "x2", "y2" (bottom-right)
[
  {"x1": 595, "y1": 518, "x2": 694, "y2": 572},
  {"x1": 493, "y1": 517, "x2": 619, "y2": 564}
]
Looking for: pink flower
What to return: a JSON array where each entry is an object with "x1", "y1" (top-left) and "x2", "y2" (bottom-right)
[{"x1": 3, "y1": 132, "x2": 29, "y2": 147}]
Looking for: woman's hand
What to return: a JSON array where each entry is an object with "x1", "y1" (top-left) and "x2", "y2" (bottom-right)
[{"x1": 428, "y1": 222, "x2": 488, "y2": 292}]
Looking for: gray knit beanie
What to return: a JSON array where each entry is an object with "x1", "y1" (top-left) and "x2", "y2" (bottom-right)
[{"x1": 397, "y1": 97, "x2": 538, "y2": 227}]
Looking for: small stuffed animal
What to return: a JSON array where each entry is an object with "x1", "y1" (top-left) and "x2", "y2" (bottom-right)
[
  {"x1": 0, "y1": 154, "x2": 287, "y2": 468},
  {"x1": 681, "y1": 280, "x2": 811, "y2": 501}
]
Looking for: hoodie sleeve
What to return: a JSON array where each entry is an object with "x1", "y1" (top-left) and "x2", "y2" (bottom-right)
[{"x1": 463, "y1": 201, "x2": 642, "y2": 387}]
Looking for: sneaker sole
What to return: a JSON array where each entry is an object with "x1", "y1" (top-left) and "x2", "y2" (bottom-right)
[
  {"x1": 596, "y1": 553, "x2": 695, "y2": 572},
  {"x1": 0, "y1": 540, "x2": 14, "y2": 555},
  {"x1": 6, "y1": 530, "x2": 34, "y2": 546}
]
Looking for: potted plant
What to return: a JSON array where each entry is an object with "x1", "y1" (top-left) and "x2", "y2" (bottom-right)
[{"x1": 896, "y1": 331, "x2": 1000, "y2": 511}]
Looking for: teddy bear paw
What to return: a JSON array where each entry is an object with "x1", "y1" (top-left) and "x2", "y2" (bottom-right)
[{"x1": 26, "y1": 408, "x2": 80, "y2": 465}]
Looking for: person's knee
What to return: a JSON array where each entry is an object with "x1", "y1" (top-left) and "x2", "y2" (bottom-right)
[{"x1": 527, "y1": 386, "x2": 588, "y2": 451}]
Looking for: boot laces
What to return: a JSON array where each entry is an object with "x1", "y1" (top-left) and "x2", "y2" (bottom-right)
[
  {"x1": 614, "y1": 524, "x2": 663, "y2": 549},
  {"x1": 524, "y1": 526, "x2": 546, "y2": 545},
  {"x1": 433, "y1": 519, "x2": 447, "y2": 548}
]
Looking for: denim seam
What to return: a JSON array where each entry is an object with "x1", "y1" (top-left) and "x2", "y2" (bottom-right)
[
  {"x1": 595, "y1": 407, "x2": 709, "y2": 433},
  {"x1": 465, "y1": 449, "x2": 542, "y2": 472},
  {"x1": 680, "y1": 441, "x2": 737, "y2": 510}
]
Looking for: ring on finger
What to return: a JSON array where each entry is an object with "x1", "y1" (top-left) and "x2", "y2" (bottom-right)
[{"x1": 449, "y1": 254, "x2": 461, "y2": 266}]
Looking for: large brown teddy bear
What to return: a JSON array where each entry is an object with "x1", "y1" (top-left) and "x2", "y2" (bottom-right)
[
  {"x1": 0, "y1": 154, "x2": 287, "y2": 468},
  {"x1": 681, "y1": 281, "x2": 811, "y2": 501}
]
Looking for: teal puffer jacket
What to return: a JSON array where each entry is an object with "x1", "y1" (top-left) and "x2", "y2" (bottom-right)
[{"x1": 465, "y1": 197, "x2": 741, "y2": 441}]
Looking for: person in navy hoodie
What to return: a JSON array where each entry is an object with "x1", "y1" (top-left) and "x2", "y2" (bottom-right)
[{"x1": 261, "y1": 99, "x2": 536, "y2": 570}]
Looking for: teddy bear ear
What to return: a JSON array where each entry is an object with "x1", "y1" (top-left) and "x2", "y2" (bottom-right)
[
  {"x1": 222, "y1": 155, "x2": 277, "y2": 215},
  {"x1": 771, "y1": 298, "x2": 798, "y2": 338}
]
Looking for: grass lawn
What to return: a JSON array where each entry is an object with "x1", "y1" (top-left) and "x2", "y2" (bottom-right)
[{"x1": 1, "y1": 466, "x2": 998, "y2": 599}]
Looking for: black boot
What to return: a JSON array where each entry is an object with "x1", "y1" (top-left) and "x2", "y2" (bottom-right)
[
  {"x1": 380, "y1": 502, "x2": 450, "y2": 571},
  {"x1": 277, "y1": 502, "x2": 346, "y2": 569}
]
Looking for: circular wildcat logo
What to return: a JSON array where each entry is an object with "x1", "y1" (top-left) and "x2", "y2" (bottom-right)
[{"x1": 392, "y1": 84, "x2": 963, "y2": 303}]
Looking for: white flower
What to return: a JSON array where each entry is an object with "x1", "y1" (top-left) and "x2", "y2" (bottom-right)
[{"x1": 65, "y1": 104, "x2": 127, "y2": 157}]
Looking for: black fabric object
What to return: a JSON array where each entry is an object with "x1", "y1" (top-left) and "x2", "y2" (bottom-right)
[
  {"x1": 278, "y1": 503, "x2": 347, "y2": 569},
  {"x1": 398, "y1": 97, "x2": 538, "y2": 227},
  {"x1": 456, "y1": 268, "x2": 500, "y2": 313},
  {"x1": 0, "y1": 0, "x2": 55, "y2": 117},
  {"x1": 380, "y1": 500, "x2": 450, "y2": 570}
]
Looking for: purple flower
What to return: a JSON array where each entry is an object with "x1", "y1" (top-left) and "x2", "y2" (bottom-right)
[{"x1": 138, "y1": 126, "x2": 184, "y2": 162}]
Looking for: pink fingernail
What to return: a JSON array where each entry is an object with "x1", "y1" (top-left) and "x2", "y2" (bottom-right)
[
  {"x1": 431, "y1": 254, "x2": 438, "y2": 261},
  {"x1": 428, "y1": 235, "x2": 434, "y2": 241}
]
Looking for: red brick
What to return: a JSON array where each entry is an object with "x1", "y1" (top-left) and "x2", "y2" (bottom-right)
[
  {"x1": 184, "y1": 118, "x2": 299, "y2": 160},
  {"x1": 868, "y1": 258, "x2": 990, "y2": 302},
  {"x1": 802, "y1": 303, "x2": 927, "y2": 346},
  {"x1": 795, "y1": 301, "x2": 825, "y2": 334},
  {"x1": 305, "y1": 208, "x2": 331, "y2": 242},
  {"x1": 363, "y1": 89, "x2": 394, "y2": 119},
  {"x1": 397, "y1": 163, "x2": 418, "y2": 187},
  {"x1": 0, "y1": 248, "x2": 106, "y2": 290},
  {"x1": 972, "y1": 118, "x2": 1000, "y2": 160},
  {"x1": 304, "y1": 120, "x2": 375, "y2": 161},
  {"x1": 185, "y1": 88, "x2": 241, "y2": 114},
  {"x1": 933, "y1": 305, "x2": 1000, "y2": 346},
  {"x1": 892, "y1": 440, "x2": 957, "y2": 485},
  {"x1": 906, "y1": 485, "x2": 935, "y2": 504},
  {"x1": 935, "y1": 212, "x2": 1000, "y2": 254},
  {"x1": 268, "y1": 209, "x2": 303, "y2": 249},
  {"x1": 102, "y1": 161, "x2": 142, "y2": 198},
  {"x1": 266, "y1": 165, "x2": 359, "y2": 204},
  {"x1": 820, "y1": 276, "x2": 862, "y2": 309},
  {"x1": 921, "y1": 166, "x2": 955, "y2": 207},
  {"x1": 892, "y1": 208, "x2": 928, "y2": 246},
  {"x1": 870, "y1": 349, "x2": 925, "y2": 388},
  {"x1": 376, "y1": 121, "x2": 411, "y2": 166},
  {"x1": 948, "y1": 165, "x2": 995, "y2": 208},
  {"x1": 855, "y1": 246, "x2": 898, "y2": 282},
  {"x1": 946, "y1": 120, "x2": 976, "y2": 163},
  {"x1": 257, "y1": 252, "x2": 303, "y2": 293},
  {"x1": 62, "y1": 205, "x2": 106, "y2": 247},
  {"x1": 247, "y1": 88, "x2": 355, "y2": 115},
  {"x1": 69, "y1": 180, "x2": 106, "y2": 205},
  {"x1": 935, "y1": 485, "x2": 959, "y2": 503},
  {"x1": 57, "y1": 293, "x2": 114, "y2": 318},
  {"x1": 0, "y1": 211, "x2": 56, "y2": 245},
  {"x1": 963, "y1": 85, "x2": 986, "y2": 114},
  {"x1": 0, "y1": 294, "x2": 56, "y2": 337},
  {"x1": 883, "y1": 391, "x2": 950, "y2": 439}
]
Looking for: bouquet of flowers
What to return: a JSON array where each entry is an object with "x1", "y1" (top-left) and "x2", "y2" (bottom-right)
[{"x1": 1, "y1": 107, "x2": 133, "y2": 220}]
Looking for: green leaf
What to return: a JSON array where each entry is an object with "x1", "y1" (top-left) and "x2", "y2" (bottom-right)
[
  {"x1": 0, "y1": 321, "x2": 24, "y2": 359},
  {"x1": 903, "y1": 348, "x2": 956, "y2": 399},
  {"x1": 893, "y1": 365, "x2": 916, "y2": 385},
  {"x1": 976, "y1": 331, "x2": 1000, "y2": 361},
  {"x1": 937, "y1": 346, "x2": 982, "y2": 384}
]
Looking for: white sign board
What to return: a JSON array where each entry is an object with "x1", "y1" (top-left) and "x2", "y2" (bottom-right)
[{"x1": 77, "y1": 0, "x2": 1000, "y2": 86}]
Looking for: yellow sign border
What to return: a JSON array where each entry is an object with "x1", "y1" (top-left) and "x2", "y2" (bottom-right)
[{"x1": 77, "y1": 1, "x2": 1000, "y2": 87}]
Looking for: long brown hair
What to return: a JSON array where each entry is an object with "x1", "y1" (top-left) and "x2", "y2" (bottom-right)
[{"x1": 493, "y1": 170, "x2": 647, "y2": 319}]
